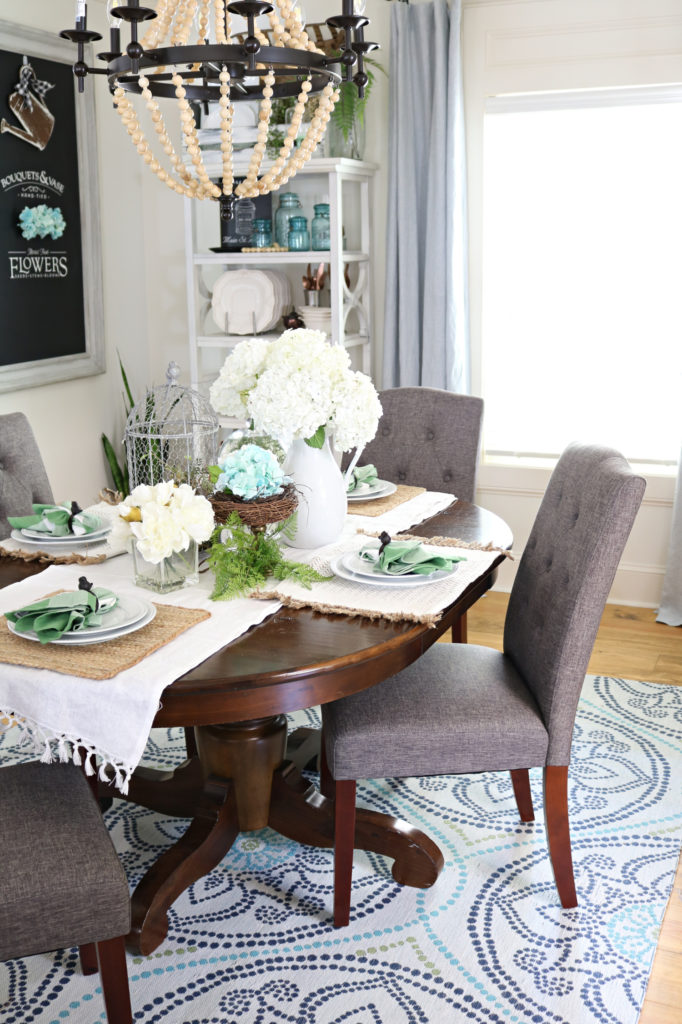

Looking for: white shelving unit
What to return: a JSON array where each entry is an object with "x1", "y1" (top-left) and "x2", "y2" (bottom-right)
[{"x1": 183, "y1": 158, "x2": 377, "y2": 421}]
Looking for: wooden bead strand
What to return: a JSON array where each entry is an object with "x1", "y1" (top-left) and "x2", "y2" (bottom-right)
[
  {"x1": 218, "y1": 66, "x2": 234, "y2": 199},
  {"x1": 173, "y1": 72, "x2": 221, "y2": 198},
  {"x1": 138, "y1": 74, "x2": 200, "y2": 194},
  {"x1": 213, "y1": 0, "x2": 229, "y2": 44},
  {"x1": 113, "y1": 84, "x2": 196, "y2": 197},
  {"x1": 236, "y1": 70, "x2": 275, "y2": 197},
  {"x1": 197, "y1": 0, "x2": 210, "y2": 43},
  {"x1": 142, "y1": 0, "x2": 172, "y2": 49}
]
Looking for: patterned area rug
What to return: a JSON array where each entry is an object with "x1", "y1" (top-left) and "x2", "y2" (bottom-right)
[{"x1": 1, "y1": 676, "x2": 681, "y2": 1024}]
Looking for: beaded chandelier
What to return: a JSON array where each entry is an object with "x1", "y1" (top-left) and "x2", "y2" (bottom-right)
[{"x1": 60, "y1": 1, "x2": 376, "y2": 218}]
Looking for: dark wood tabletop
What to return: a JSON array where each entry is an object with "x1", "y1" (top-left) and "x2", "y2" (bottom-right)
[{"x1": 150, "y1": 499, "x2": 512, "y2": 725}]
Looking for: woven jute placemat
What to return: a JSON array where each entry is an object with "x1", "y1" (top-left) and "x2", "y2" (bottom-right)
[
  {"x1": 0, "y1": 543, "x2": 107, "y2": 565},
  {"x1": 347, "y1": 484, "x2": 426, "y2": 518},
  {"x1": 0, "y1": 603, "x2": 210, "y2": 680}
]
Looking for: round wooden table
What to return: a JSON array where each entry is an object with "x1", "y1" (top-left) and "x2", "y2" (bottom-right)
[{"x1": 1, "y1": 501, "x2": 512, "y2": 955}]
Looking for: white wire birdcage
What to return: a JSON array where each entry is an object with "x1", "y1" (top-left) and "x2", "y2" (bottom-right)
[{"x1": 125, "y1": 363, "x2": 219, "y2": 490}]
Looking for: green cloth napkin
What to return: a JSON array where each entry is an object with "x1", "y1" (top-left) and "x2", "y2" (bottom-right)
[
  {"x1": 359, "y1": 536, "x2": 467, "y2": 576},
  {"x1": 347, "y1": 465, "x2": 379, "y2": 493},
  {"x1": 6, "y1": 584, "x2": 118, "y2": 644},
  {"x1": 8, "y1": 502, "x2": 101, "y2": 537}
]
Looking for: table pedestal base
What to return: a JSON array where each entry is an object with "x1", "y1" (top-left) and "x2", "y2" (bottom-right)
[{"x1": 101, "y1": 719, "x2": 444, "y2": 956}]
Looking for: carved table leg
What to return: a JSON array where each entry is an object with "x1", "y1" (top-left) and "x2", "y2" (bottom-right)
[
  {"x1": 129, "y1": 774, "x2": 239, "y2": 955},
  {"x1": 124, "y1": 716, "x2": 443, "y2": 955},
  {"x1": 269, "y1": 761, "x2": 444, "y2": 888}
]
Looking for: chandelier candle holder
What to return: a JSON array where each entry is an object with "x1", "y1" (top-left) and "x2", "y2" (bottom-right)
[{"x1": 60, "y1": 1, "x2": 377, "y2": 220}]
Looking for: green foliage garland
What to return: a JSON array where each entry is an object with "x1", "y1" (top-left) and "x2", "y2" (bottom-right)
[{"x1": 208, "y1": 512, "x2": 331, "y2": 601}]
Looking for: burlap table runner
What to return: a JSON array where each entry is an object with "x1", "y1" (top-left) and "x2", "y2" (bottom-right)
[
  {"x1": 0, "y1": 603, "x2": 210, "y2": 680},
  {"x1": 347, "y1": 484, "x2": 426, "y2": 518}
]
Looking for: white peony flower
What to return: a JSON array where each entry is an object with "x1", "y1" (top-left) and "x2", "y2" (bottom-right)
[
  {"x1": 131, "y1": 503, "x2": 189, "y2": 563},
  {"x1": 117, "y1": 479, "x2": 215, "y2": 563}
]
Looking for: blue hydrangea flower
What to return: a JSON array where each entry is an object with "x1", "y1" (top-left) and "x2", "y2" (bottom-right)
[
  {"x1": 18, "y1": 205, "x2": 66, "y2": 241},
  {"x1": 215, "y1": 444, "x2": 288, "y2": 500}
]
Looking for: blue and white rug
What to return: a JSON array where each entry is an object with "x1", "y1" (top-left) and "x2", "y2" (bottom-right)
[{"x1": 1, "y1": 676, "x2": 681, "y2": 1024}]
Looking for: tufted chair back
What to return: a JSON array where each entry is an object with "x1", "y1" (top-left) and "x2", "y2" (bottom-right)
[
  {"x1": 504, "y1": 444, "x2": 645, "y2": 764},
  {"x1": 0, "y1": 412, "x2": 53, "y2": 538},
  {"x1": 358, "y1": 387, "x2": 483, "y2": 502}
]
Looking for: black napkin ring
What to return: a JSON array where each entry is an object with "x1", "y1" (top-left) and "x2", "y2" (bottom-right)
[
  {"x1": 378, "y1": 531, "x2": 392, "y2": 557},
  {"x1": 67, "y1": 500, "x2": 83, "y2": 534},
  {"x1": 78, "y1": 575, "x2": 99, "y2": 612}
]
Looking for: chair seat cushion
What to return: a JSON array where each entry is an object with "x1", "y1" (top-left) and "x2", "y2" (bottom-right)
[
  {"x1": 0, "y1": 761, "x2": 130, "y2": 961},
  {"x1": 323, "y1": 644, "x2": 550, "y2": 781}
]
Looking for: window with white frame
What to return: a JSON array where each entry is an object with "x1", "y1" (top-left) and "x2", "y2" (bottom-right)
[{"x1": 481, "y1": 86, "x2": 682, "y2": 466}]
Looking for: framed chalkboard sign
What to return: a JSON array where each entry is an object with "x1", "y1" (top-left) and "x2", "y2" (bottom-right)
[{"x1": 0, "y1": 20, "x2": 103, "y2": 392}]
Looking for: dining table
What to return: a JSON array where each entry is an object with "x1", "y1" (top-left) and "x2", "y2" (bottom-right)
[{"x1": 0, "y1": 498, "x2": 512, "y2": 957}]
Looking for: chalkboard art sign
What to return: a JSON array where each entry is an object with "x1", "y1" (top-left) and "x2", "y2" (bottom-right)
[{"x1": 0, "y1": 21, "x2": 103, "y2": 393}]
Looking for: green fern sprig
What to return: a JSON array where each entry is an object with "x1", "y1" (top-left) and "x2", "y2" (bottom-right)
[{"x1": 208, "y1": 513, "x2": 331, "y2": 601}]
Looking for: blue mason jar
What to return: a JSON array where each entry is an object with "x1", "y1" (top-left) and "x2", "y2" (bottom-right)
[
  {"x1": 275, "y1": 192, "x2": 302, "y2": 248},
  {"x1": 252, "y1": 218, "x2": 272, "y2": 248},
  {"x1": 311, "y1": 203, "x2": 330, "y2": 250},
  {"x1": 288, "y1": 215, "x2": 310, "y2": 251}
]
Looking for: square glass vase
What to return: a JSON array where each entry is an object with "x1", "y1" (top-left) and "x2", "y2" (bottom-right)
[{"x1": 132, "y1": 541, "x2": 199, "y2": 594}]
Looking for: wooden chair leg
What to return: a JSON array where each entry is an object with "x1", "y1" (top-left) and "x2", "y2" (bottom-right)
[
  {"x1": 96, "y1": 935, "x2": 133, "y2": 1024},
  {"x1": 184, "y1": 726, "x2": 198, "y2": 758},
  {"x1": 543, "y1": 765, "x2": 577, "y2": 909},
  {"x1": 334, "y1": 779, "x2": 357, "y2": 929},
  {"x1": 79, "y1": 942, "x2": 99, "y2": 975},
  {"x1": 510, "y1": 768, "x2": 534, "y2": 821},
  {"x1": 451, "y1": 612, "x2": 467, "y2": 644},
  {"x1": 319, "y1": 726, "x2": 334, "y2": 800}
]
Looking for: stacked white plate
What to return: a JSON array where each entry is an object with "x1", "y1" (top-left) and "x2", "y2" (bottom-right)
[
  {"x1": 212, "y1": 269, "x2": 292, "y2": 335},
  {"x1": 295, "y1": 305, "x2": 332, "y2": 335},
  {"x1": 346, "y1": 479, "x2": 397, "y2": 502},
  {"x1": 331, "y1": 548, "x2": 460, "y2": 588},
  {"x1": 10, "y1": 524, "x2": 112, "y2": 547},
  {"x1": 7, "y1": 593, "x2": 156, "y2": 646}
]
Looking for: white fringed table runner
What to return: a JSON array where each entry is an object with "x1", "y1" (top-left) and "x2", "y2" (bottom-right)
[{"x1": 0, "y1": 560, "x2": 281, "y2": 791}]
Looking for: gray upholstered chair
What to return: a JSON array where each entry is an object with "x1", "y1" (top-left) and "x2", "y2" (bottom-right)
[
  {"x1": 322, "y1": 443, "x2": 645, "y2": 927},
  {"x1": 0, "y1": 762, "x2": 133, "y2": 1023},
  {"x1": 355, "y1": 386, "x2": 484, "y2": 642},
  {"x1": 0, "y1": 412, "x2": 54, "y2": 538},
  {"x1": 359, "y1": 387, "x2": 483, "y2": 502}
]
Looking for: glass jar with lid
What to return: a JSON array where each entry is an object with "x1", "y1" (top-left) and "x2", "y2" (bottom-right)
[
  {"x1": 252, "y1": 218, "x2": 272, "y2": 249},
  {"x1": 311, "y1": 203, "x2": 330, "y2": 250},
  {"x1": 287, "y1": 215, "x2": 310, "y2": 251},
  {"x1": 275, "y1": 192, "x2": 302, "y2": 248}
]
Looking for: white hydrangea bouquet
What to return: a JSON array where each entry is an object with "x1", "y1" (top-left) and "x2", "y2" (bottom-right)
[
  {"x1": 209, "y1": 329, "x2": 382, "y2": 452},
  {"x1": 114, "y1": 481, "x2": 214, "y2": 593}
]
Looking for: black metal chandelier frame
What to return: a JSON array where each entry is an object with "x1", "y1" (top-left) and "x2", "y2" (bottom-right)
[{"x1": 60, "y1": 0, "x2": 377, "y2": 103}]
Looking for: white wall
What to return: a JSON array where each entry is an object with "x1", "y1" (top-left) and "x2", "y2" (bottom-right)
[{"x1": 462, "y1": 0, "x2": 682, "y2": 604}]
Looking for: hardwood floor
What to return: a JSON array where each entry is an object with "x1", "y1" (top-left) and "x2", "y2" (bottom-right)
[{"x1": 465, "y1": 593, "x2": 682, "y2": 1023}]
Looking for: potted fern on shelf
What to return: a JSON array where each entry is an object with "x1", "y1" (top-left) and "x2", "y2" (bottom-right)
[{"x1": 328, "y1": 55, "x2": 386, "y2": 161}]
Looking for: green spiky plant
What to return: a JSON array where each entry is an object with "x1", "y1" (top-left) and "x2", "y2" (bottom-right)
[{"x1": 101, "y1": 355, "x2": 134, "y2": 497}]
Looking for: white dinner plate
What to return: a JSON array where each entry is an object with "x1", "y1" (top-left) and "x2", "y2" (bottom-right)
[
  {"x1": 346, "y1": 480, "x2": 397, "y2": 502},
  {"x1": 7, "y1": 596, "x2": 156, "y2": 646},
  {"x1": 11, "y1": 529, "x2": 111, "y2": 548},
  {"x1": 20, "y1": 524, "x2": 111, "y2": 543},
  {"x1": 331, "y1": 552, "x2": 459, "y2": 588},
  {"x1": 212, "y1": 269, "x2": 278, "y2": 334}
]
